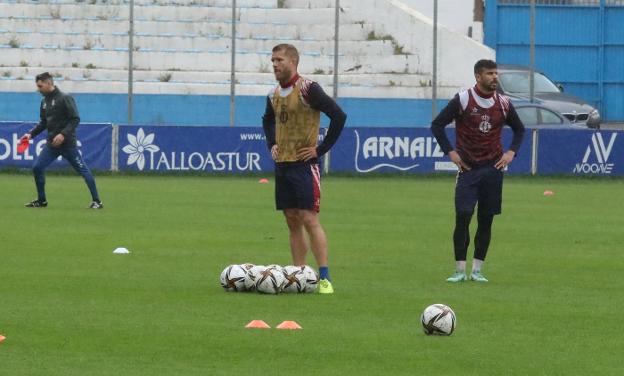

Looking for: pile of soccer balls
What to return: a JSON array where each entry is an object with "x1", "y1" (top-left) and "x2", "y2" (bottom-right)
[{"x1": 220, "y1": 263, "x2": 319, "y2": 294}]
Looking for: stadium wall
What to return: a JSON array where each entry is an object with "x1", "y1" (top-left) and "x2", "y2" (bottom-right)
[
  {"x1": 399, "y1": 0, "x2": 482, "y2": 41},
  {"x1": 0, "y1": 92, "x2": 449, "y2": 127}
]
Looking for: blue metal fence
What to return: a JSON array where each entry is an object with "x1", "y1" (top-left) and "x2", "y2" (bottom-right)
[{"x1": 485, "y1": 0, "x2": 624, "y2": 122}]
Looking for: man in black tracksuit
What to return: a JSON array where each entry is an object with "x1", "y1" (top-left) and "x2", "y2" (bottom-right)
[{"x1": 21, "y1": 72, "x2": 103, "y2": 209}]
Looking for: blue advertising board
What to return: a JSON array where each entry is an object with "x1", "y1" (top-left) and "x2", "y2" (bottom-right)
[
  {"x1": 537, "y1": 129, "x2": 624, "y2": 175},
  {"x1": 0, "y1": 121, "x2": 112, "y2": 170},
  {"x1": 117, "y1": 125, "x2": 275, "y2": 173},
  {"x1": 330, "y1": 127, "x2": 531, "y2": 174},
  {"x1": 4, "y1": 121, "x2": 620, "y2": 176}
]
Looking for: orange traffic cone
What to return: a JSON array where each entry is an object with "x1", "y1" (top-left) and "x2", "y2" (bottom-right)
[
  {"x1": 276, "y1": 321, "x2": 302, "y2": 330},
  {"x1": 245, "y1": 320, "x2": 271, "y2": 329}
]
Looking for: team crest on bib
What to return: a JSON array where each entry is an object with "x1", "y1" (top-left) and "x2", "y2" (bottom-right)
[
  {"x1": 279, "y1": 105, "x2": 288, "y2": 123},
  {"x1": 479, "y1": 114, "x2": 492, "y2": 133}
]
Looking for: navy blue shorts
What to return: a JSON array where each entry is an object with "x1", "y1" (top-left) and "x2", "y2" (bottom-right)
[
  {"x1": 455, "y1": 164, "x2": 503, "y2": 215},
  {"x1": 275, "y1": 162, "x2": 321, "y2": 212}
]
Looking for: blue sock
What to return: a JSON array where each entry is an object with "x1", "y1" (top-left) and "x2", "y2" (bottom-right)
[{"x1": 319, "y1": 266, "x2": 330, "y2": 281}]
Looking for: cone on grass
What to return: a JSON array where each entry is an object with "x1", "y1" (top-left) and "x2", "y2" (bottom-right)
[
  {"x1": 276, "y1": 321, "x2": 302, "y2": 330},
  {"x1": 0, "y1": 335, "x2": 6, "y2": 343},
  {"x1": 245, "y1": 320, "x2": 270, "y2": 329}
]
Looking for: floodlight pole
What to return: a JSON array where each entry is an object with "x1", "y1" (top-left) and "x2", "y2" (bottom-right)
[
  {"x1": 529, "y1": 0, "x2": 535, "y2": 103},
  {"x1": 431, "y1": 0, "x2": 438, "y2": 118},
  {"x1": 230, "y1": 0, "x2": 237, "y2": 127},
  {"x1": 332, "y1": 0, "x2": 339, "y2": 100},
  {"x1": 325, "y1": 0, "x2": 340, "y2": 175},
  {"x1": 128, "y1": 0, "x2": 134, "y2": 123}
]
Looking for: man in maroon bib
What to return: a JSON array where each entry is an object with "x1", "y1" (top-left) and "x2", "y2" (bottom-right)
[{"x1": 431, "y1": 59, "x2": 525, "y2": 283}]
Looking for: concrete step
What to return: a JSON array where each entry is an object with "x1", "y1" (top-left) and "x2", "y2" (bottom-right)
[
  {"x1": 0, "y1": 3, "x2": 267, "y2": 22},
  {"x1": 0, "y1": 0, "x2": 276, "y2": 8},
  {"x1": 1, "y1": 32, "x2": 393, "y2": 56},
  {"x1": 239, "y1": 7, "x2": 356, "y2": 24},
  {"x1": 1, "y1": 48, "x2": 429, "y2": 76},
  {"x1": 0, "y1": 4, "x2": 350, "y2": 23},
  {"x1": 0, "y1": 18, "x2": 373, "y2": 41},
  {"x1": 283, "y1": 0, "x2": 336, "y2": 8},
  {"x1": 1, "y1": 74, "x2": 455, "y2": 98},
  {"x1": 0, "y1": 66, "x2": 432, "y2": 88}
]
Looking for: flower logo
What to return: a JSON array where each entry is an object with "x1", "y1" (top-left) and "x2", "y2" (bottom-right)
[{"x1": 122, "y1": 128, "x2": 160, "y2": 170}]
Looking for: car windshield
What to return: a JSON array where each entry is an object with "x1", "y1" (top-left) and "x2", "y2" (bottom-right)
[{"x1": 499, "y1": 71, "x2": 560, "y2": 94}]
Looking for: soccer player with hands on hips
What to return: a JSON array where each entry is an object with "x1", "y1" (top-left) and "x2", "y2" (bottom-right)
[
  {"x1": 21, "y1": 72, "x2": 103, "y2": 209},
  {"x1": 431, "y1": 59, "x2": 525, "y2": 283},
  {"x1": 262, "y1": 44, "x2": 346, "y2": 294}
]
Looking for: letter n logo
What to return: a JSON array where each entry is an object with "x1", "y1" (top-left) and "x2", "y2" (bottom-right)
[{"x1": 581, "y1": 133, "x2": 617, "y2": 163}]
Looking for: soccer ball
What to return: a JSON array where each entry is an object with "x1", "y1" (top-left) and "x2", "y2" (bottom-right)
[
  {"x1": 240, "y1": 263, "x2": 255, "y2": 272},
  {"x1": 266, "y1": 264, "x2": 284, "y2": 274},
  {"x1": 244, "y1": 265, "x2": 265, "y2": 292},
  {"x1": 255, "y1": 267, "x2": 285, "y2": 294},
  {"x1": 220, "y1": 264, "x2": 247, "y2": 292},
  {"x1": 282, "y1": 265, "x2": 307, "y2": 293},
  {"x1": 420, "y1": 304, "x2": 456, "y2": 336},
  {"x1": 300, "y1": 265, "x2": 319, "y2": 293}
]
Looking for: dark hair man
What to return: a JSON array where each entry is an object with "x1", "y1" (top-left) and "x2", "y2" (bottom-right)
[
  {"x1": 21, "y1": 72, "x2": 103, "y2": 209},
  {"x1": 431, "y1": 59, "x2": 525, "y2": 282}
]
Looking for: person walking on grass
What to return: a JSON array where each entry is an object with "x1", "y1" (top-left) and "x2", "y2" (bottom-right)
[{"x1": 22, "y1": 72, "x2": 103, "y2": 209}]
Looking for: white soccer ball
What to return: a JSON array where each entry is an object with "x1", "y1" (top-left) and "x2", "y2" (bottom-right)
[
  {"x1": 244, "y1": 265, "x2": 265, "y2": 292},
  {"x1": 282, "y1": 265, "x2": 307, "y2": 293},
  {"x1": 300, "y1": 265, "x2": 319, "y2": 293},
  {"x1": 220, "y1": 264, "x2": 247, "y2": 292},
  {"x1": 240, "y1": 263, "x2": 255, "y2": 272},
  {"x1": 255, "y1": 268, "x2": 285, "y2": 294},
  {"x1": 266, "y1": 264, "x2": 284, "y2": 274},
  {"x1": 421, "y1": 304, "x2": 456, "y2": 336}
]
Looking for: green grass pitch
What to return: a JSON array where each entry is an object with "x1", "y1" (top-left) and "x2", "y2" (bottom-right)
[{"x1": 0, "y1": 173, "x2": 622, "y2": 375}]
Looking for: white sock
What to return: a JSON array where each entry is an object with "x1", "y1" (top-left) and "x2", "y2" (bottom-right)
[
  {"x1": 456, "y1": 261, "x2": 466, "y2": 272},
  {"x1": 472, "y1": 259, "x2": 484, "y2": 273}
]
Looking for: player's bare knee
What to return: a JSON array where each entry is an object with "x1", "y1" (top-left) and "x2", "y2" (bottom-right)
[
  {"x1": 283, "y1": 210, "x2": 302, "y2": 228},
  {"x1": 300, "y1": 211, "x2": 320, "y2": 229}
]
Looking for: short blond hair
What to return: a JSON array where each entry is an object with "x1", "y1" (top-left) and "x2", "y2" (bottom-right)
[{"x1": 272, "y1": 44, "x2": 299, "y2": 66}]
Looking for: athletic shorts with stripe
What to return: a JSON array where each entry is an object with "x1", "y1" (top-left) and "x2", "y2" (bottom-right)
[{"x1": 275, "y1": 162, "x2": 321, "y2": 212}]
